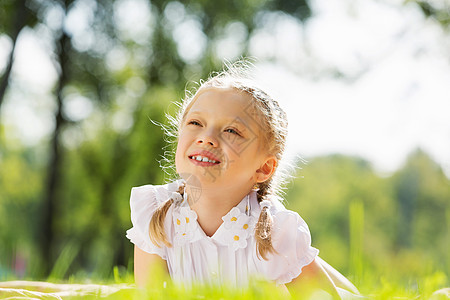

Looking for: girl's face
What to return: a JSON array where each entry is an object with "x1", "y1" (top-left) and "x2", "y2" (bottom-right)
[{"x1": 175, "y1": 87, "x2": 271, "y2": 191}]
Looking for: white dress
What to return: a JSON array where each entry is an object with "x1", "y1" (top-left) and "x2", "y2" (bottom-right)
[{"x1": 126, "y1": 179, "x2": 319, "y2": 287}]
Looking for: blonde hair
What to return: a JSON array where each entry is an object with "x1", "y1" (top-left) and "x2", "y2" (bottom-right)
[{"x1": 150, "y1": 60, "x2": 289, "y2": 260}]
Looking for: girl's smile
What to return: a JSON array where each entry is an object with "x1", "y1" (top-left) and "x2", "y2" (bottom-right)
[{"x1": 188, "y1": 150, "x2": 221, "y2": 166}]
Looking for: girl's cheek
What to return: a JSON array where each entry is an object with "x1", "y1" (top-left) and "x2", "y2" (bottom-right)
[
  {"x1": 175, "y1": 136, "x2": 188, "y2": 167},
  {"x1": 174, "y1": 146, "x2": 183, "y2": 173}
]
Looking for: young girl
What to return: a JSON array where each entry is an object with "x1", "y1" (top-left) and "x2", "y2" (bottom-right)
[{"x1": 126, "y1": 62, "x2": 360, "y2": 298}]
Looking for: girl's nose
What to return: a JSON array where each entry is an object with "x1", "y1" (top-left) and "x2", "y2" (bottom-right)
[{"x1": 196, "y1": 134, "x2": 219, "y2": 147}]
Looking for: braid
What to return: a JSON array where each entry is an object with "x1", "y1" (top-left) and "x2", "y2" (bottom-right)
[
  {"x1": 254, "y1": 180, "x2": 278, "y2": 260},
  {"x1": 149, "y1": 199, "x2": 173, "y2": 248},
  {"x1": 148, "y1": 183, "x2": 185, "y2": 248},
  {"x1": 256, "y1": 180, "x2": 270, "y2": 202}
]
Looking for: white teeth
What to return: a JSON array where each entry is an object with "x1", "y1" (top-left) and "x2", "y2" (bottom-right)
[{"x1": 191, "y1": 155, "x2": 218, "y2": 163}]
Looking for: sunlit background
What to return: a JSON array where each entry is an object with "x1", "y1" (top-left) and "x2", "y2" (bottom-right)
[
  {"x1": 2, "y1": 0, "x2": 450, "y2": 175},
  {"x1": 0, "y1": 0, "x2": 449, "y2": 295}
]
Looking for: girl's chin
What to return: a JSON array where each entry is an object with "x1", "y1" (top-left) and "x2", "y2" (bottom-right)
[
  {"x1": 178, "y1": 165, "x2": 225, "y2": 181},
  {"x1": 178, "y1": 170, "x2": 219, "y2": 185}
]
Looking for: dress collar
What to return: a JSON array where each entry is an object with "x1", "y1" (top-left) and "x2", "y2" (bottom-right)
[{"x1": 172, "y1": 189, "x2": 259, "y2": 250}]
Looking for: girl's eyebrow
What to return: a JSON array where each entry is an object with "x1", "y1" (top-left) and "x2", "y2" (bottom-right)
[
  {"x1": 227, "y1": 118, "x2": 249, "y2": 132},
  {"x1": 186, "y1": 111, "x2": 202, "y2": 117},
  {"x1": 186, "y1": 111, "x2": 252, "y2": 132}
]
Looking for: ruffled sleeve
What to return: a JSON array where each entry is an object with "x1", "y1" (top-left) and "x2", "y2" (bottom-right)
[
  {"x1": 264, "y1": 210, "x2": 319, "y2": 285},
  {"x1": 125, "y1": 184, "x2": 168, "y2": 260}
]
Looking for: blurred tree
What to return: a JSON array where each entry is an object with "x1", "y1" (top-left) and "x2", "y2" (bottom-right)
[
  {"x1": 0, "y1": 0, "x2": 37, "y2": 114},
  {"x1": 7, "y1": 0, "x2": 448, "y2": 283},
  {"x1": 285, "y1": 155, "x2": 395, "y2": 274},
  {"x1": 392, "y1": 149, "x2": 450, "y2": 273},
  {"x1": 41, "y1": 0, "x2": 73, "y2": 276},
  {"x1": 8, "y1": 0, "x2": 312, "y2": 278},
  {"x1": 285, "y1": 151, "x2": 450, "y2": 282},
  {"x1": 393, "y1": 159, "x2": 419, "y2": 248},
  {"x1": 412, "y1": 0, "x2": 450, "y2": 28}
]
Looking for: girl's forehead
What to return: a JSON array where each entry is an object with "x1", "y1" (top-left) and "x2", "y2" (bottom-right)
[
  {"x1": 187, "y1": 87, "x2": 255, "y2": 114},
  {"x1": 185, "y1": 87, "x2": 265, "y2": 129}
]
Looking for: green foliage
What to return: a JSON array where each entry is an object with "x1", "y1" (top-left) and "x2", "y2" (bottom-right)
[
  {"x1": 284, "y1": 151, "x2": 450, "y2": 294},
  {"x1": 411, "y1": 0, "x2": 450, "y2": 28},
  {"x1": 0, "y1": 127, "x2": 44, "y2": 279},
  {"x1": 0, "y1": 0, "x2": 449, "y2": 296}
]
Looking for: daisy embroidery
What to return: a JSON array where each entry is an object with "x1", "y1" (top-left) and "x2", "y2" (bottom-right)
[
  {"x1": 173, "y1": 207, "x2": 198, "y2": 245},
  {"x1": 236, "y1": 217, "x2": 255, "y2": 235},
  {"x1": 221, "y1": 207, "x2": 255, "y2": 251},
  {"x1": 222, "y1": 207, "x2": 243, "y2": 229},
  {"x1": 228, "y1": 229, "x2": 248, "y2": 251}
]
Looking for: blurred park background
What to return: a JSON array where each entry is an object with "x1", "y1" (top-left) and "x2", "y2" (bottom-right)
[{"x1": 0, "y1": 0, "x2": 449, "y2": 296}]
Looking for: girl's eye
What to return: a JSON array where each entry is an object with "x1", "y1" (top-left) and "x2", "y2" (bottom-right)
[
  {"x1": 225, "y1": 128, "x2": 240, "y2": 135},
  {"x1": 188, "y1": 120, "x2": 201, "y2": 126}
]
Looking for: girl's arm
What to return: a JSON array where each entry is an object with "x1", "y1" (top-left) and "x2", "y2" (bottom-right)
[
  {"x1": 286, "y1": 258, "x2": 342, "y2": 300},
  {"x1": 134, "y1": 246, "x2": 168, "y2": 288}
]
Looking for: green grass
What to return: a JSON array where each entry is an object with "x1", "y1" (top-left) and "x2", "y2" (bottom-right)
[
  {"x1": 1, "y1": 267, "x2": 448, "y2": 300},
  {"x1": 39, "y1": 264, "x2": 449, "y2": 299}
]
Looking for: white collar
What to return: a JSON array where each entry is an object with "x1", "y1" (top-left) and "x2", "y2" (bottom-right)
[{"x1": 172, "y1": 190, "x2": 259, "y2": 250}]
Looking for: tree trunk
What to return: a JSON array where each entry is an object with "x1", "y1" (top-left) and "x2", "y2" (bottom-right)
[
  {"x1": 0, "y1": 0, "x2": 28, "y2": 113},
  {"x1": 41, "y1": 29, "x2": 70, "y2": 278}
]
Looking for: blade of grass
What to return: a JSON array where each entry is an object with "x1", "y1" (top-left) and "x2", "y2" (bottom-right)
[
  {"x1": 349, "y1": 199, "x2": 364, "y2": 287},
  {"x1": 48, "y1": 240, "x2": 80, "y2": 281}
]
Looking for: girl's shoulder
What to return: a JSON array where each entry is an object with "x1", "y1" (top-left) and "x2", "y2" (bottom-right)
[
  {"x1": 252, "y1": 196, "x2": 319, "y2": 285},
  {"x1": 126, "y1": 180, "x2": 184, "y2": 258},
  {"x1": 130, "y1": 179, "x2": 184, "y2": 207},
  {"x1": 270, "y1": 201, "x2": 312, "y2": 236},
  {"x1": 251, "y1": 196, "x2": 313, "y2": 245},
  {"x1": 260, "y1": 196, "x2": 308, "y2": 226}
]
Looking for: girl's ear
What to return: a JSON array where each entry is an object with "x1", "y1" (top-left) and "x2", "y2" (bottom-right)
[{"x1": 255, "y1": 156, "x2": 277, "y2": 183}]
